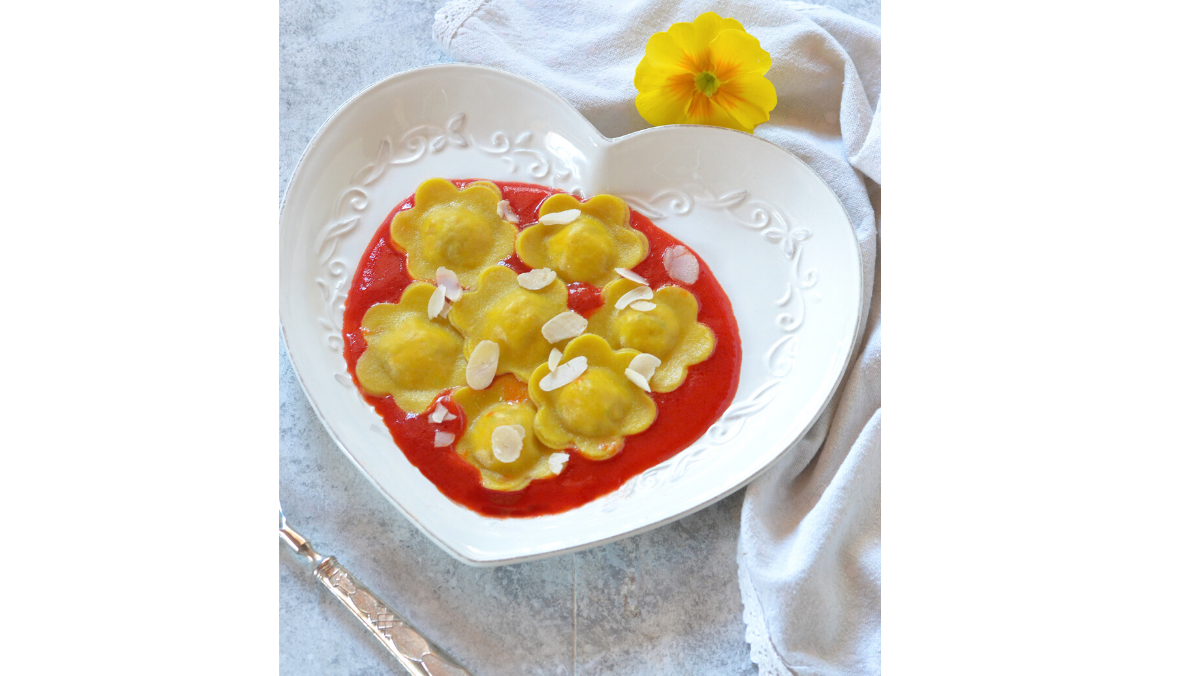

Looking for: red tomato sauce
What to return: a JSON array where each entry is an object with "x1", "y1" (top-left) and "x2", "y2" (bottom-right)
[{"x1": 342, "y1": 180, "x2": 741, "y2": 517}]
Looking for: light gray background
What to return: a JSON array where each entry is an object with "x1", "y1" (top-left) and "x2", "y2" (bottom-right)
[{"x1": 280, "y1": 2, "x2": 880, "y2": 674}]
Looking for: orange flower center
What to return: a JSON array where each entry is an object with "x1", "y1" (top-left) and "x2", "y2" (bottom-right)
[{"x1": 694, "y1": 71, "x2": 721, "y2": 97}]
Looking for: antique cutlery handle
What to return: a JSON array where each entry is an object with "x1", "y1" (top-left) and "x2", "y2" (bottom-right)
[
  {"x1": 314, "y1": 558, "x2": 472, "y2": 676},
  {"x1": 280, "y1": 507, "x2": 472, "y2": 676}
]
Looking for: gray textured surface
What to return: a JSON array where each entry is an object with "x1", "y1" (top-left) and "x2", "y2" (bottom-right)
[{"x1": 280, "y1": 1, "x2": 879, "y2": 674}]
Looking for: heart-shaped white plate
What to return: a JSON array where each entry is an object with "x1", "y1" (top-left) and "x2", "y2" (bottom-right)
[{"x1": 281, "y1": 64, "x2": 863, "y2": 566}]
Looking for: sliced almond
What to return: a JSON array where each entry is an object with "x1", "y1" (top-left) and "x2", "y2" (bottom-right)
[
  {"x1": 541, "y1": 310, "x2": 588, "y2": 344},
  {"x1": 466, "y1": 340, "x2": 500, "y2": 390},
  {"x1": 629, "y1": 300, "x2": 656, "y2": 312},
  {"x1": 547, "y1": 347, "x2": 563, "y2": 372},
  {"x1": 548, "y1": 452, "x2": 569, "y2": 475},
  {"x1": 615, "y1": 267, "x2": 648, "y2": 285},
  {"x1": 496, "y1": 199, "x2": 519, "y2": 224},
  {"x1": 539, "y1": 356, "x2": 587, "y2": 391},
  {"x1": 538, "y1": 209, "x2": 581, "y2": 226},
  {"x1": 628, "y1": 353, "x2": 661, "y2": 381},
  {"x1": 435, "y1": 267, "x2": 463, "y2": 301},
  {"x1": 439, "y1": 304, "x2": 451, "y2": 319},
  {"x1": 428, "y1": 402, "x2": 449, "y2": 424},
  {"x1": 443, "y1": 412, "x2": 457, "y2": 421},
  {"x1": 615, "y1": 285, "x2": 654, "y2": 310},
  {"x1": 433, "y1": 430, "x2": 455, "y2": 448},
  {"x1": 427, "y1": 285, "x2": 447, "y2": 320},
  {"x1": 663, "y1": 245, "x2": 699, "y2": 284},
  {"x1": 491, "y1": 425, "x2": 525, "y2": 463},
  {"x1": 517, "y1": 268, "x2": 556, "y2": 290},
  {"x1": 624, "y1": 368, "x2": 651, "y2": 392}
]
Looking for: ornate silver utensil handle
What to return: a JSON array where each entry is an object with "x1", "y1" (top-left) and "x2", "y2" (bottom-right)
[{"x1": 280, "y1": 508, "x2": 472, "y2": 676}]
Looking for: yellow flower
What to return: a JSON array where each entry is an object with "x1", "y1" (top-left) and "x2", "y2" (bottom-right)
[{"x1": 634, "y1": 12, "x2": 776, "y2": 133}]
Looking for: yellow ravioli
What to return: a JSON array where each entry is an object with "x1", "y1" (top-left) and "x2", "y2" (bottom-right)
[
  {"x1": 528, "y1": 334, "x2": 657, "y2": 461},
  {"x1": 516, "y1": 193, "x2": 648, "y2": 286},
  {"x1": 390, "y1": 178, "x2": 517, "y2": 287},
  {"x1": 448, "y1": 265, "x2": 569, "y2": 382},
  {"x1": 586, "y1": 279, "x2": 716, "y2": 393},
  {"x1": 355, "y1": 283, "x2": 468, "y2": 413},
  {"x1": 451, "y1": 374, "x2": 557, "y2": 491}
]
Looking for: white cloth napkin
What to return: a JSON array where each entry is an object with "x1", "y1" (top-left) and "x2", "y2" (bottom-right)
[{"x1": 434, "y1": 2, "x2": 881, "y2": 673}]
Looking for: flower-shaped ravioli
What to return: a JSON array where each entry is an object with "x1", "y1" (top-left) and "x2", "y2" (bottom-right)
[
  {"x1": 448, "y1": 265, "x2": 569, "y2": 382},
  {"x1": 451, "y1": 374, "x2": 557, "y2": 491},
  {"x1": 390, "y1": 178, "x2": 517, "y2": 287},
  {"x1": 355, "y1": 283, "x2": 468, "y2": 413},
  {"x1": 516, "y1": 193, "x2": 649, "y2": 286},
  {"x1": 529, "y1": 334, "x2": 656, "y2": 461},
  {"x1": 587, "y1": 279, "x2": 715, "y2": 392}
]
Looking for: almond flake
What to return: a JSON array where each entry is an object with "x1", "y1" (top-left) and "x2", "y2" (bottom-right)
[
  {"x1": 466, "y1": 340, "x2": 500, "y2": 390},
  {"x1": 615, "y1": 268, "x2": 648, "y2": 285},
  {"x1": 517, "y1": 268, "x2": 556, "y2": 290},
  {"x1": 615, "y1": 285, "x2": 654, "y2": 310},
  {"x1": 496, "y1": 199, "x2": 519, "y2": 224},
  {"x1": 433, "y1": 431, "x2": 455, "y2": 448},
  {"x1": 628, "y1": 353, "x2": 661, "y2": 381},
  {"x1": 429, "y1": 402, "x2": 450, "y2": 424},
  {"x1": 435, "y1": 267, "x2": 463, "y2": 301},
  {"x1": 439, "y1": 304, "x2": 451, "y2": 319},
  {"x1": 539, "y1": 209, "x2": 581, "y2": 226},
  {"x1": 548, "y1": 452, "x2": 569, "y2": 475},
  {"x1": 629, "y1": 300, "x2": 656, "y2": 312},
  {"x1": 541, "y1": 310, "x2": 588, "y2": 344},
  {"x1": 547, "y1": 347, "x2": 563, "y2": 372},
  {"x1": 427, "y1": 285, "x2": 447, "y2": 320},
  {"x1": 443, "y1": 413, "x2": 457, "y2": 421},
  {"x1": 491, "y1": 425, "x2": 525, "y2": 463},
  {"x1": 663, "y1": 245, "x2": 699, "y2": 284},
  {"x1": 539, "y1": 356, "x2": 587, "y2": 391},
  {"x1": 624, "y1": 368, "x2": 651, "y2": 392}
]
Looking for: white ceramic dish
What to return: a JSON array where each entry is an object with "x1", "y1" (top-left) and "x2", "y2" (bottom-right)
[{"x1": 281, "y1": 64, "x2": 863, "y2": 566}]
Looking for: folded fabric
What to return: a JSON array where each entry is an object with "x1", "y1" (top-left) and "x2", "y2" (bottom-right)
[{"x1": 435, "y1": 2, "x2": 881, "y2": 673}]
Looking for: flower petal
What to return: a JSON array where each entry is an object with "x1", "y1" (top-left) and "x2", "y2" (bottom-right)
[
  {"x1": 708, "y1": 28, "x2": 772, "y2": 80},
  {"x1": 677, "y1": 12, "x2": 748, "y2": 67},
  {"x1": 712, "y1": 73, "x2": 777, "y2": 131},
  {"x1": 634, "y1": 12, "x2": 773, "y2": 133},
  {"x1": 707, "y1": 31, "x2": 777, "y2": 131},
  {"x1": 683, "y1": 89, "x2": 748, "y2": 131},
  {"x1": 637, "y1": 30, "x2": 696, "y2": 78},
  {"x1": 635, "y1": 75, "x2": 694, "y2": 127}
]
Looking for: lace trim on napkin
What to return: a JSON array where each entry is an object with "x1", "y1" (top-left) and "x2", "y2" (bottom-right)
[
  {"x1": 433, "y1": 0, "x2": 491, "y2": 51},
  {"x1": 738, "y1": 546, "x2": 796, "y2": 676}
]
